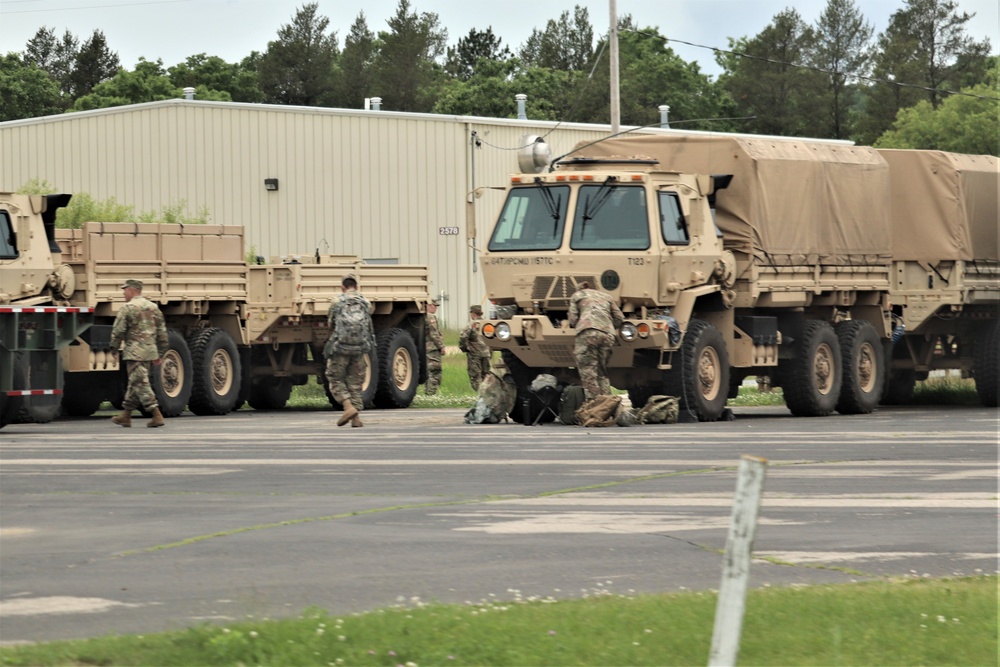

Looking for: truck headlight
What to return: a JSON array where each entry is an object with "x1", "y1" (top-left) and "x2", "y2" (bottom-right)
[
  {"x1": 620, "y1": 322, "x2": 638, "y2": 342},
  {"x1": 496, "y1": 322, "x2": 512, "y2": 341},
  {"x1": 482, "y1": 323, "x2": 495, "y2": 338}
]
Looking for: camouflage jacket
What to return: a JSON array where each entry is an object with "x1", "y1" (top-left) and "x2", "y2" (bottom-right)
[
  {"x1": 459, "y1": 319, "x2": 490, "y2": 358},
  {"x1": 325, "y1": 289, "x2": 374, "y2": 355},
  {"x1": 567, "y1": 288, "x2": 624, "y2": 336},
  {"x1": 111, "y1": 296, "x2": 169, "y2": 361},
  {"x1": 425, "y1": 313, "x2": 445, "y2": 354}
]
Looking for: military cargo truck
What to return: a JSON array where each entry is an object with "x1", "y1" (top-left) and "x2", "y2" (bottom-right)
[
  {"x1": 0, "y1": 193, "x2": 93, "y2": 427},
  {"x1": 0, "y1": 194, "x2": 430, "y2": 421},
  {"x1": 478, "y1": 135, "x2": 894, "y2": 422},
  {"x1": 876, "y1": 150, "x2": 999, "y2": 407}
]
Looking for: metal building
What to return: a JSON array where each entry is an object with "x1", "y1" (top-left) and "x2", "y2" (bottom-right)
[{"x1": 0, "y1": 99, "x2": 621, "y2": 328}]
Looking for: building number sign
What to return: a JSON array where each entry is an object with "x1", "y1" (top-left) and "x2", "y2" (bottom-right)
[{"x1": 438, "y1": 227, "x2": 461, "y2": 236}]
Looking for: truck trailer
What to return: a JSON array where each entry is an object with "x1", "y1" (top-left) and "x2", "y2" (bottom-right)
[{"x1": 0, "y1": 192, "x2": 431, "y2": 424}]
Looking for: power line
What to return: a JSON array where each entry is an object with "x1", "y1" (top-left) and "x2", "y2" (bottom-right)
[{"x1": 0, "y1": 0, "x2": 192, "y2": 15}]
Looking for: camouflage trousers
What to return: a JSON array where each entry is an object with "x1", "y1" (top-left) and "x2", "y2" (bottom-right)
[
  {"x1": 466, "y1": 353, "x2": 491, "y2": 392},
  {"x1": 326, "y1": 351, "x2": 366, "y2": 411},
  {"x1": 574, "y1": 329, "x2": 615, "y2": 400},
  {"x1": 425, "y1": 349, "x2": 442, "y2": 395},
  {"x1": 123, "y1": 360, "x2": 158, "y2": 412}
]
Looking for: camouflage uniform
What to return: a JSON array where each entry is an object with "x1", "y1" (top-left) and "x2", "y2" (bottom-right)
[
  {"x1": 464, "y1": 365, "x2": 517, "y2": 423},
  {"x1": 324, "y1": 288, "x2": 373, "y2": 412},
  {"x1": 111, "y1": 294, "x2": 169, "y2": 413},
  {"x1": 424, "y1": 305, "x2": 445, "y2": 395},
  {"x1": 568, "y1": 287, "x2": 624, "y2": 400},
  {"x1": 459, "y1": 307, "x2": 491, "y2": 391}
]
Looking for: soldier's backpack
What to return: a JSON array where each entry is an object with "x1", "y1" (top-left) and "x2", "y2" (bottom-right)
[
  {"x1": 575, "y1": 394, "x2": 622, "y2": 428},
  {"x1": 464, "y1": 372, "x2": 517, "y2": 424},
  {"x1": 636, "y1": 395, "x2": 680, "y2": 424},
  {"x1": 559, "y1": 385, "x2": 586, "y2": 425},
  {"x1": 331, "y1": 294, "x2": 372, "y2": 353}
]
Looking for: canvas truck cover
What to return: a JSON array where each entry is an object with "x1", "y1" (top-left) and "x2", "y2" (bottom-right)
[
  {"x1": 877, "y1": 150, "x2": 999, "y2": 263},
  {"x1": 564, "y1": 135, "x2": 892, "y2": 265}
]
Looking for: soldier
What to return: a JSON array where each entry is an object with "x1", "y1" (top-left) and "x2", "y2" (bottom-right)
[
  {"x1": 110, "y1": 279, "x2": 169, "y2": 428},
  {"x1": 568, "y1": 280, "x2": 624, "y2": 400},
  {"x1": 464, "y1": 358, "x2": 517, "y2": 423},
  {"x1": 324, "y1": 275, "x2": 374, "y2": 428},
  {"x1": 424, "y1": 298, "x2": 445, "y2": 395},
  {"x1": 459, "y1": 305, "x2": 491, "y2": 391}
]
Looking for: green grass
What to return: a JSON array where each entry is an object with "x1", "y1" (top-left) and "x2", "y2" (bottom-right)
[
  {"x1": 911, "y1": 375, "x2": 981, "y2": 406},
  {"x1": 1, "y1": 576, "x2": 994, "y2": 666}
]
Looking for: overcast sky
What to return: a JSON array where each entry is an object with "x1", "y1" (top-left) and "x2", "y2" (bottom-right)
[{"x1": 1, "y1": 0, "x2": 997, "y2": 80}]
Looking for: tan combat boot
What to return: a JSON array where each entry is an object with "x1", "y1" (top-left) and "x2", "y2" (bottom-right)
[
  {"x1": 337, "y1": 399, "x2": 358, "y2": 427},
  {"x1": 111, "y1": 410, "x2": 132, "y2": 428},
  {"x1": 350, "y1": 414, "x2": 364, "y2": 428},
  {"x1": 147, "y1": 407, "x2": 165, "y2": 428}
]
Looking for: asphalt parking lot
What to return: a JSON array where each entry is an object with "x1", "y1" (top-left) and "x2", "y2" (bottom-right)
[{"x1": 1, "y1": 404, "x2": 997, "y2": 644}]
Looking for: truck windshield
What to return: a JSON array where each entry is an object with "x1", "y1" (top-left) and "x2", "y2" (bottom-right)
[
  {"x1": 570, "y1": 184, "x2": 650, "y2": 250},
  {"x1": 488, "y1": 184, "x2": 569, "y2": 251}
]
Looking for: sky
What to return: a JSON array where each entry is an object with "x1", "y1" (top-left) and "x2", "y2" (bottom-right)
[{"x1": 1, "y1": 0, "x2": 997, "y2": 81}]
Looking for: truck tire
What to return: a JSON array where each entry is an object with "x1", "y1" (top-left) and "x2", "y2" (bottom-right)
[
  {"x1": 501, "y1": 350, "x2": 558, "y2": 424},
  {"x1": 780, "y1": 320, "x2": 842, "y2": 417},
  {"x1": 187, "y1": 328, "x2": 241, "y2": 416},
  {"x1": 62, "y1": 371, "x2": 107, "y2": 417},
  {"x1": 374, "y1": 328, "x2": 419, "y2": 409},
  {"x1": 663, "y1": 319, "x2": 730, "y2": 422},
  {"x1": 835, "y1": 320, "x2": 884, "y2": 414},
  {"x1": 248, "y1": 377, "x2": 293, "y2": 411},
  {"x1": 151, "y1": 329, "x2": 193, "y2": 417},
  {"x1": 0, "y1": 352, "x2": 28, "y2": 428},
  {"x1": 973, "y1": 320, "x2": 999, "y2": 407},
  {"x1": 321, "y1": 351, "x2": 379, "y2": 410}
]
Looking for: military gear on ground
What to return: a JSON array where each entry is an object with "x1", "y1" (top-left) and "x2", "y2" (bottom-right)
[
  {"x1": 326, "y1": 291, "x2": 374, "y2": 355},
  {"x1": 615, "y1": 405, "x2": 638, "y2": 427},
  {"x1": 559, "y1": 385, "x2": 586, "y2": 425},
  {"x1": 575, "y1": 394, "x2": 622, "y2": 428},
  {"x1": 147, "y1": 407, "x2": 165, "y2": 428},
  {"x1": 636, "y1": 395, "x2": 680, "y2": 424},
  {"x1": 464, "y1": 368, "x2": 517, "y2": 424}
]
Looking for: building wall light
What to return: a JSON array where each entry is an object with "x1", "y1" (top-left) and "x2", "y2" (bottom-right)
[{"x1": 264, "y1": 178, "x2": 279, "y2": 191}]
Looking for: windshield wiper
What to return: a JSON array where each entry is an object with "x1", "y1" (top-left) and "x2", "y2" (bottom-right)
[
  {"x1": 533, "y1": 177, "x2": 563, "y2": 236},
  {"x1": 580, "y1": 176, "x2": 618, "y2": 238}
]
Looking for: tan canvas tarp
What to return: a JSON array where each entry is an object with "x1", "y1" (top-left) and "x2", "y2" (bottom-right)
[
  {"x1": 877, "y1": 149, "x2": 999, "y2": 262},
  {"x1": 565, "y1": 135, "x2": 891, "y2": 265}
]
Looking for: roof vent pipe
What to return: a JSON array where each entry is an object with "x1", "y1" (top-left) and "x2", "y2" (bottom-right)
[
  {"x1": 183, "y1": 87, "x2": 195, "y2": 101},
  {"x1": 370, "y1": 96, "x2": 382, "y2": 111},
  {"x1": 515, "y1": 94, "x2": 527, "y2": 120},
  {"x1": 659, "y1": 105, "x2": 670, "y2": 129}
]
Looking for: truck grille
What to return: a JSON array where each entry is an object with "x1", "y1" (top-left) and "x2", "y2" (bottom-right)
[{"x1": 531, "y1": 275, "x2": 596, "y2": 309}]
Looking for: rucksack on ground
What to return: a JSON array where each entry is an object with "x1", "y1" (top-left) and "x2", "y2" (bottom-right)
[
  {"x1": 559, "y1": 385, "x2": 586, "y2": 425},
  {"x1": 575, "y1": 394, "x2": 621, "y2": 427},
  {"x1": 636, "y1": 395, "x2": 680, "y2": 424},
  {"x1": 330, "y1": 295, "x2": 372, "y2": 354}
]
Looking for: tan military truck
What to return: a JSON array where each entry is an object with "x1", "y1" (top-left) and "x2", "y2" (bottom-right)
[
  {"x1": 0, "y1": 193, "x2": 93, "y2": 426},
  {"x1": 478, "y1": 135, "x2": 894, "y2": 422},
  {"x1": 877, "y1": 150, "x2": 999, "y2": 407},
  {"x1": 0, "y1": 198, "x2": 430, "y2": 421}
]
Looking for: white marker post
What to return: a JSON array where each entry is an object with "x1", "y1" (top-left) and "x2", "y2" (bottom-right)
[{"x1": 708, "y1": 455, "x2": 769, "y2": 667}]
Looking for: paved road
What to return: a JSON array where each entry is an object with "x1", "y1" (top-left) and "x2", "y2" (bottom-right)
[{"x1": 1, "y1": 405, "x2": 996, "y2": 644}]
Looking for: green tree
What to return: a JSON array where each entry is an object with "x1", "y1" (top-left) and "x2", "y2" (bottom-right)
[
  {"x1": 372, "y1": 0, "x2": 448, "y2": 112},
  {"x1": 258, "y1": 2, "x2": 340, "y2": 106},
  {"x1": 23, "y1": 27, "x2": 77, "y2": 97},
  {"x1": 445, "y1": 27, "x2": 511, "y2": 80},
  {"x1": 66, "y1": 30, "x2": 120, "y2": 98},
  {"x1": 811, "y1": 0, "x2": 873, "y2": 139},
  {"x1": 168, "y1": 53, "x2": 263, "y2": 103},
  {"x1": 0, "y1": 53, "x2": 62, "y2": 121},
  {"x1": 875, "y1": 62, "x2": 1000, "y2": 155},
  {"x1": 519, "y1": 6, "x2": 594, "y2": 71},
  {"x1": 339, "y1": 13, "x2": 376, "y2": 108},
  {"x1": 69, "y1": 58, "x2": 231, "y2": 111}
]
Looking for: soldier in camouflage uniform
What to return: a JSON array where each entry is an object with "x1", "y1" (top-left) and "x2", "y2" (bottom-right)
[
  {"x1": 110, "y1": 279, "x2": 169, "y2": 428},
  {"x1": 568, "y1": 281, "x2": 624, "y2": 400},
  {"x1": 324, "y1": 276, "x2": 374, "y2": 428},
  {"x1": 459, "y1": 305, "x2": 491, "y2": 391},
  {"x1": 464, "y1": 359, "x2": 517, "y2": 423},
  {"x1": 424, "y1": 299, "x2": 445, "y2": 395}
]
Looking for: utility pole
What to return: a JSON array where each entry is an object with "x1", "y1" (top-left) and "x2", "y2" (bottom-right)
[{"x1": 609, "y1": 0, "x2": 620, "y2": 133}]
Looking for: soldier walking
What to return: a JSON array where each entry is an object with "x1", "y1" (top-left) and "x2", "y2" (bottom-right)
[
  {"x1": 459, "y1": 305, "x2": 491, "y2": 391},
  {"x1": 110, "y1": 279, "x2": 169, "y2": 428},
  {"x1": 424, "y1": 298, "x2": 445, "y2": 395},
  {"x1": 568, "y1": 281, "x2": 624, "y2": 400},
  {"x1": 324, "y1": 275, "x2": 375, "y2": 428}
]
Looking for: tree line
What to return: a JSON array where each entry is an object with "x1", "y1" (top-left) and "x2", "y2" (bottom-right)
[{"x1": 1, "y1": 0, "x2": 996, "y2": 154}]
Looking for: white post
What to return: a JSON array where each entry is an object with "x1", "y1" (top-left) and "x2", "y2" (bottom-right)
[
  {"x1": 708, "y1": 455, "x2": 768, "y2": 667},
  {"x1": 609, "y1": 0, "x2": 620, "y2": 133}
]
